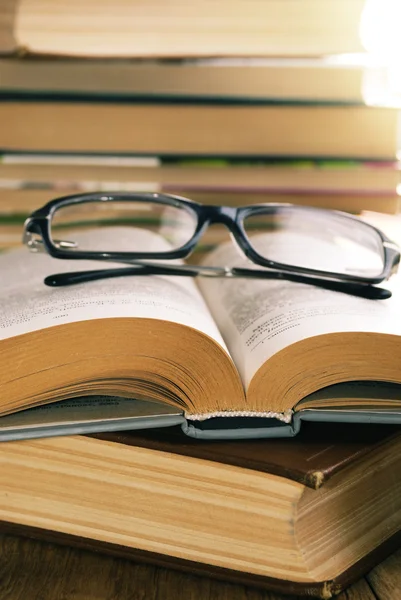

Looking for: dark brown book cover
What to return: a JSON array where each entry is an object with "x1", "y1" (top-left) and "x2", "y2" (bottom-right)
[
  {"x1": 93, "y1": 420, "x2": 401, "y2": 489},
  {"x1": 1, "y1": 421, "x2": 401, "y2": 599}
]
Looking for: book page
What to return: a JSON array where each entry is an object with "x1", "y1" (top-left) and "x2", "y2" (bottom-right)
[
  {"x1": 198, "y1": 236, "x2": 401, "y2": 390},
  {"x1": 0, "y1": 227, "x2": 227, "y2": 352}
]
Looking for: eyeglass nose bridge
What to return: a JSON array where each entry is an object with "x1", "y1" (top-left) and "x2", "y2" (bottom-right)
[
  {"x1": 202, "y1": 204, "x2": 238, "y2": 225},
  {"x1": 197, "y1": 203, "x2": 249, "y2": 247},
  {"x1": 200, "y1": 204, "x2": 244, "y2": 236}
]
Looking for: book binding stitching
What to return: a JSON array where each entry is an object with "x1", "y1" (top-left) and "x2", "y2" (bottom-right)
[{"x1": 185, "y1": 409, "x2": 293, "y2": 423}]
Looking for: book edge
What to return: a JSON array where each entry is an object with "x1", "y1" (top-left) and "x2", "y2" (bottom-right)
[
  {"x1": 0, "y1": 0, "x2": 17, "y2": 55},
  {"x1": 0, "y1": 520, "x2": 399, "y2": 598}
]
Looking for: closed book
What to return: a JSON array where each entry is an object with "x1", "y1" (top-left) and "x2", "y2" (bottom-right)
[
  {"x1": 0, "y1": 422, "x2": 400, "y2": 598},
  {"x1": 0, "y1": 55, "x2": 390, "y2": 103},
  {"x1": 1, "y1": 98, "x2": 399, "y2": 160},
  {"x1": 0, "y1": 0, "x2": 366, "y2": 58}
]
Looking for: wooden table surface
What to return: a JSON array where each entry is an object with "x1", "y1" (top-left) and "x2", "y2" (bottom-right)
[{"x1": 0, "y1": 533, "x2": 399, "y2": 600}]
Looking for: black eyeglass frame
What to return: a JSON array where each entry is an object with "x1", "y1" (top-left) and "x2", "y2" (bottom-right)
[{"x1": 24, "y1": 191, "x2": 400, "y2": 288}]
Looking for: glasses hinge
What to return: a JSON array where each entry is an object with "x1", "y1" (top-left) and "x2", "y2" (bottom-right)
[
  {"x1": 23, "y1": 230, "x2": 46, "y2": 253},
  {"x1": 384, "y1": 241, "x2": 399, "y2": 251}
]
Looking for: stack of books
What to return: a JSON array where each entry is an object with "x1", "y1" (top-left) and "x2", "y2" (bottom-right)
[
  {"x1": 1, "y1": 2, "x2": 401, "y2": 595},
  {"x1": 0, "y1": 0, "x2": 400, "y2": 248},
  {"x1": 1, "y1": 209, "x2": 401, "y2": 596}
]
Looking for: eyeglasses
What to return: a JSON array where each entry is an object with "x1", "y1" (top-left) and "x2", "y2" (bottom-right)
[{"x1": 23, "y1": 192, "x2": 400, "y2": 299}]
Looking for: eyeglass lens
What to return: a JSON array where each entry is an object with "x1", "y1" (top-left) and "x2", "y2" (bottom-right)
[
  {"x1": 50, "y1": 199, "x2": 386, "y2": 278},
  {"x1": 242, "y1": 208, "x2": 385, "y2": 278},
  {"x1": 50, "y1": 199, "x2": 199, "y2": 253}
]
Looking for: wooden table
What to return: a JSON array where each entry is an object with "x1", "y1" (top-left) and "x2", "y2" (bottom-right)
[{"x1": 0, "y1": 533, "x2": 399, "y2": 600}]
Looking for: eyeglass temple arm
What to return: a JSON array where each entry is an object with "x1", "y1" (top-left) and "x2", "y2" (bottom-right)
[
  {"x1": 44, "y1": 263, "x2": 203, "y2": 286},
  {"x1": 43, "y1": 263, "x2": 392, "y2": 300}
]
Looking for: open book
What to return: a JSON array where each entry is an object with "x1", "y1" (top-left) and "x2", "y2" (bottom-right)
[{"x1": 1, "y1": 226, "x2": 401, "y2": 441}]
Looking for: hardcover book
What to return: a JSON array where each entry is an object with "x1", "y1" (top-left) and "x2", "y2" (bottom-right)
[
  {"x1": 1, "y1": 98, "x2": 398, "y2": 160},
  {"x1": 0, "y1": 422, "x2": 400, "y2": 598},
  {"x1": 0, "y1": 55, "x2": 389, "y2": 103},
  {"x1": 0, "y1": 0, "x2": 366, "y2": 58}
]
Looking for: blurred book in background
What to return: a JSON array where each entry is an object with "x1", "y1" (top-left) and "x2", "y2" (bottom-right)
[
  {"x1": 0, "y1": 55, "x2": 391, "y2": 103},
  {"x1": 0, "y1": 0, "x2": 366, "y2": 57},
  {"x1": 1, "y1": 98, "x2": 399, "y2": 158}
]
